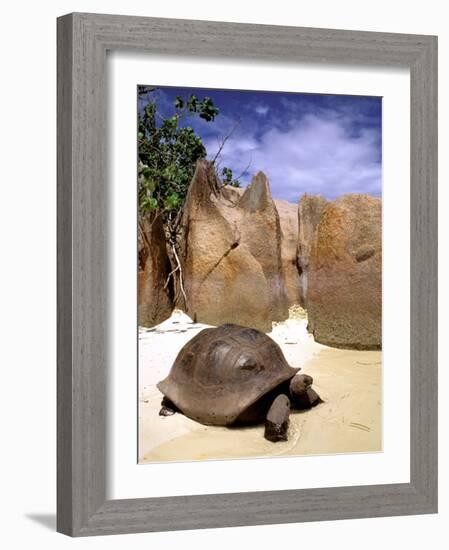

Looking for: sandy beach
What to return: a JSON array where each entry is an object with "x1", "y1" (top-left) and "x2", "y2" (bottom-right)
[{"x1": 139, "y1": 309, "x2": 382, "y2": 463}]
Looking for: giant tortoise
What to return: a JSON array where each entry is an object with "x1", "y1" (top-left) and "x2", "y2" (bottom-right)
[{"x1": 157, "y1": 324, "x2": 322, "y2": 442}]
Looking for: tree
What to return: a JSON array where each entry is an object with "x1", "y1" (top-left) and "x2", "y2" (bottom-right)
[{"x1": 137, "y1": 87, "x2": 240, "y2": 305}]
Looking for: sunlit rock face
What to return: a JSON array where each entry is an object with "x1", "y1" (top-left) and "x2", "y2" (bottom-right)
[
  {"x1": 296, "y1": 193, "x2": 329, "y2": 307},
  {"x1": 306, "y1": 194, "x2": 382, "y2": 350},
  {"x1": 275, "y1": 198, "x2": 302, "y2": 307},
  {"x1": 180, "y1": 161, "x2": 290, "y2": 331},
  {"x1": 138, "y1": 160, "x2": 382, "y2": 349},
  {"x1": 235, "y1": 172, "x2": 289, "y2": 322}
]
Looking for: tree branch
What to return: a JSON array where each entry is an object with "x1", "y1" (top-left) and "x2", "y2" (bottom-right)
[{"x1": 211, "y1": 120, "x2": 240, "y2": 165}]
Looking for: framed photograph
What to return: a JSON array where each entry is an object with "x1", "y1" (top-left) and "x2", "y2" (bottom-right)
[{"x1": 57, "y1": 13, "x2": 437, "y2": 536}]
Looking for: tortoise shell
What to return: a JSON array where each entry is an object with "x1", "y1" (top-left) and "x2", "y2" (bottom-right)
[{"x1": 157, "y1": 324, "x2": 299, "y2": 426}]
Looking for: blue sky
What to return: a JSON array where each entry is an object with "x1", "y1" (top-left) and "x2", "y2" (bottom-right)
[{"x1": 138, "y1": 86, "x2": 382, "y2": 203}]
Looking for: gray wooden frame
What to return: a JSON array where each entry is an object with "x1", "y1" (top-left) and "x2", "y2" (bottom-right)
[{"x1": 57, "y1": 12, "x2": 438, "y2": 537}]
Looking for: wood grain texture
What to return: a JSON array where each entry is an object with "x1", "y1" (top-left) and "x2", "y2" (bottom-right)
[
  {"x1": 57, "y1": 12, "x2": 438, "y2": 536},
  {"x1": 57, "y1": 13, "x2": 74, "y2": 536}
]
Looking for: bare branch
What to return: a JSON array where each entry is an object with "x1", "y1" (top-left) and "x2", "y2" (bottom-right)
[
  {"x1": 211, "y1": 120, "x2": 240, "y2": 165},
  {"x1": 234, "y1": 154, "x2": 252, "y2": 182},
  {"x1": 170, "y1": 242, "x2": 187, "y2": 307}
]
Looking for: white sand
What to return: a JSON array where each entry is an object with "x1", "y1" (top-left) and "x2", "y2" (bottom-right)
[{"x1": 139, "y1": 309, "x2": 381, "y2": 463}]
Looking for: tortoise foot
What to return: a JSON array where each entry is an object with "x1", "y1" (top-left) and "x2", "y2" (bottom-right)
[
  {"x1": 305, "y1": 387, "x2": 322, "y2": 407},
  {"x1": 264, "y1": 394, "x2": 290, "y2": 442},
  {"x1": 159, "y1": 406, "x2": 176, "y2": 417},
  {"x1": 159, "y1": 397, "x2": 178, "y2": 417}
]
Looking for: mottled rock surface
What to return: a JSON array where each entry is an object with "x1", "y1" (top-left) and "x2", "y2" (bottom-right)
[
  {"x1": 275, "y1": 199, "x2": 302, "y2": 306},
  {"x1": 180, "y1": 161, "x2": 272, "y2": 331},
  {"x1": 138, "y1": 213, "x2": 173, "y2": 327},
  {"x1": 307, "y1": 194, "x2": 382, "y2": 350},
  {"x1": 296, "y1": 193, "x2": 328, "y2": 306},
  {"x1": 235, "y1": 173, "x2": 289, "y2": 321}
]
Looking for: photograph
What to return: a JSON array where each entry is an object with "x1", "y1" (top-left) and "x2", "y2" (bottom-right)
[
  {"x1": 137, "y1": 84, "x2": 382, "y2": 463},
  {"x1": 1, "y1": 1, "x2": 440, "y2": 542}
]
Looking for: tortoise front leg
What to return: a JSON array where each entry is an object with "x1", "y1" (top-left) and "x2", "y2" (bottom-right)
[{"x1": 264, "y1": 394, "x2": 290, "y2": 442}]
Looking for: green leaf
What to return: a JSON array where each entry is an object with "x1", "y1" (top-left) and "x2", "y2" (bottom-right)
[
  {"x1": 140, "y1": 196, "x2": 158, "y2": 212},
  {"x1": 164, "y1": 192, "x2": 180, "y2": 210}
]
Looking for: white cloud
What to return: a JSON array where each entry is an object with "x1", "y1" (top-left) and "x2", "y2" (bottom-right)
[
  {"x1": 213, "y1": 112, "x2": 381, "y2": 202},
  {"x1": 254, "y1": 104, "x2": 269, "y2": 116}
]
